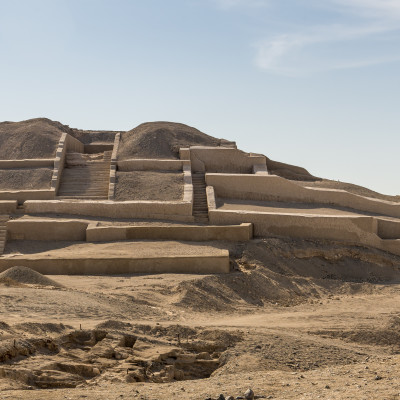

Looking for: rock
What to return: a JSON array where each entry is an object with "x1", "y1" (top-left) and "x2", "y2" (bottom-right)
[
  {"x1": 226, "y1": 396, "x2": 235, "y2": 400},
  {"x1": 196, "y1": 352, "x2": 212, "y2": 360},
  {"x1": 245, "y1": 388, "x2": 255, "y2": 400},
  {"x1": 174, "y1": 369, "x2": 185, "y2": 380},
  {"x1": 217, "y1": 395, "x2": 225, "y2": 400}
]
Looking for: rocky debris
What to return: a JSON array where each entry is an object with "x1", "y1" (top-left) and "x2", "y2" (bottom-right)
[
  {"x1": 245, "y1": 388, "x2": 255, "y2": 399},
  {"x1": 0, "y1": 324, "x2": 236, "y2": 389},
  {"x1": 0, "y1": 168, "x2": 53, "y2": 191},
  {"x1": 203, "y1": 389, "x2": 264, "y2": 400}
]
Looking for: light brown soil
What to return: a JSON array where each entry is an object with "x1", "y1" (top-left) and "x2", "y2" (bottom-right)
[
  {"x1": 0, "y1": 168, "x2": 52, "y2": 190},
  {"x1": 114, "y1": 171, "x2": 184, "y2": 201},
  {"x1": 0, "y1": 118, "x2": 71, "y2": 159},
  {"x1": 1, "y1": 237, "x2": 400, "y2": 399},
  {"x1": 3, "y1": 240, "x2": 227, "y2": 260},
  {"x1": 0, "y1": 266, "x2": 63, "y2": 287},
  {"x1": 296, "y1": 178, "x2": 400, "y2": 203},
  {"x1": 117, "y1": 121, "x2": 224, "y2": 160}
]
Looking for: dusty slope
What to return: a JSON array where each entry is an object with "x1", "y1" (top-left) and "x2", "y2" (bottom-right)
[
  {"x1": 1, "y1": 236, "x2": 400, "y2": 399},
  {"x1": 266, "y1": 157, "x2": 320, "y2": 181},
  {"x1": 0, "y1": 118, "x2": 72, "y2": 159},
  {"x1": 118, "y1": 121, "x2": 226, "y2": 160}
]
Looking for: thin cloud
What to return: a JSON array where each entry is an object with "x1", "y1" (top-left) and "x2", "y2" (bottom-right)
[
  {"x1": 214, "y1": 0, "x2": 269, "y2": 9},
  {"x1": 333, "y1": 0, "x2": 400, "y2": 19},
  {"x1": 254, "y1": 1, "x2": 400, "y2": 75}
]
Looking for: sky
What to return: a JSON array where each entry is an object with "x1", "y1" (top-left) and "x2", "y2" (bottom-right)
[{"x1": 0, "y1": 0, "x2": 399, "y2": 195}]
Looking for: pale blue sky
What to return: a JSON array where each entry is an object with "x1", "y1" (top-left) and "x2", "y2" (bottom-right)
[{"x1": 1, "y1": 0, "x2": 399, "y2": 194}]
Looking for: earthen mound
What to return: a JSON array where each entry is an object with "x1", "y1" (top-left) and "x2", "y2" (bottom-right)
[
  {"x1": 14, "y1": 322, "x2": 71, "y2": 335},
  {"x1": 0, "y1": 266, "x2": 63, "y2": 287},
  {"x1": 174, "y1": 237, "x2": 400, "y2": 311},
  {"x1": 266, "y1": 158, "x2": 320, "y2": 181},
  {"x1": 118, "y1": 121, "x2": 224, "y2": 160},
  {"x1": 0, "y1": 118, "x2": 72, "y2": 159}
]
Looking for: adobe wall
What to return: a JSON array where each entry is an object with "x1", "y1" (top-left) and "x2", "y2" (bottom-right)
[
  {"x1": 182, "y1": 164, "x2": 193, "y2": 206},
  {"x1": 0, "y1": 160, "x2": 54, "y2": 168},
  {"x1": 187, "y1": 147, "x2": 266, "y2": 174},
  {"x1": 209, "y1": 208, "x2": 378, "y2": 243},
  {"x1": 52, "y1": 133, "x2": 85, "y2": 194},
  {"x1": 86, "y1": 223, "x2": 253, "y2": 242},
  {"x1": 0, "y1": 190, "x2": 55, "y2": 203},
  {"x1": 118, "y1": 159, "x2": 186, "y2": 171},
  {"x1": 0, "y1": 201, "x2": 17, "y2": 214},
  {"x1": 0, "y1": 254, "x2": 230, "y2": 274},
  {"x1": 206, "y1": 174, "x2": 400, "y2": 219},
  {"x1": 24, "y1": 200, "x2": 194, "y2": 221},
  {"x1": 378, "y1": 219, "x2": 400, "y2": 240},
  {"x1": 7, "y1": 219, "x2": 88, "y2": 241},
  {"x1": 108, "y1": 133, "x2": 120, "y2": 200}
]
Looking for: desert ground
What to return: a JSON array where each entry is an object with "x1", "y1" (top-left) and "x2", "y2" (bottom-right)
[{"x1": 1, "y1": 236, "x2": 400, "y2": 400}]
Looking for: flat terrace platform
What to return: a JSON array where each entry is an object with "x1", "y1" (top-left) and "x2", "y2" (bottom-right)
[
  {"x1": 0, "y1": 240, "x2": 230, "y2": 275},
  {"x1": 217, "y1": 198, "x2": 400, "y2": 220}
]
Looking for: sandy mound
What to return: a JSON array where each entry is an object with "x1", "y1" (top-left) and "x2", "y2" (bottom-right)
[
  {"x1": 0, "y1": 266, "x2": 63, "y2": 287},
  {"x1": 118, "y1": 121, "x2": 225, "y2": 160},
  {"x1": 0, "y1": 168, "x2": 52, "y2": 190},
  {"x1": 0, "y1": 118, "x2": 72, "y2": 160},
  {"x1": 174, "y1": 237, "x2": 400, "y2": 311},
  {"x1": 266, "y1": 158, "x2": 320, "y2": 181}
]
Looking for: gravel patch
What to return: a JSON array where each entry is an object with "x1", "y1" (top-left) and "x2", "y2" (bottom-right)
[
  {"x1": 0, "y1": 168, "x2": 52, "y2": 190},
  {"x1": 115, "y1": 171, "x2": 183, "y2": 201}
]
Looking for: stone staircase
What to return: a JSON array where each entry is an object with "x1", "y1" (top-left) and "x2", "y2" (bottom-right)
[
  {"x1": 57, "y1": 151, "x2": 111, "y2": 199},
  {"x1": 0, "y1": 216, "x2": 8, "y2": 255},
  {"x1": 192, "y1": 172, "x2": 209, "y2": 223}
]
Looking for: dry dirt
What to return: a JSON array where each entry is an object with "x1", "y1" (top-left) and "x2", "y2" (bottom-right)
[
  {"x1": 0, "y1": 168, "x2": 52, "y2": 191},
  {"x1": 114, "y1": 171, "x2": 184, "y2": 201},
  {"x1": 117, "y1": 122, "x2": 227, "y2": 160},
  {"x1": 0, "y1": 118, "x2": 70, "y2": 160},
  {"x1": 1, "y1": 237, "x2": 400, "y2": 399}
]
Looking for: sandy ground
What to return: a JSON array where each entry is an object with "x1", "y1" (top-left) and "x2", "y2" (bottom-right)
[
  {"x1": 1, "y1": 274, "x2": 400, "y2": 399},
  {"x1": 1, "y1": 236, "x2": 400, "y2": 399}
]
